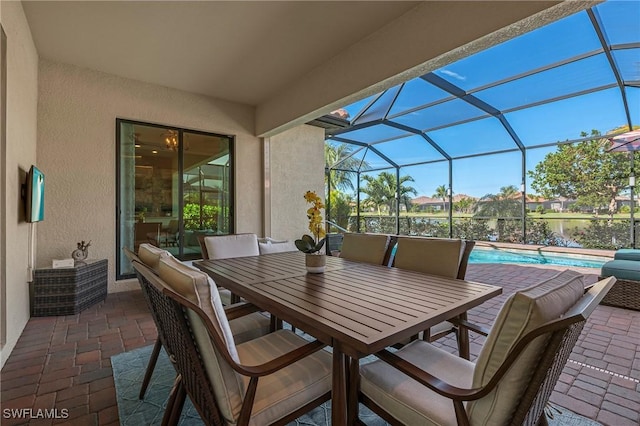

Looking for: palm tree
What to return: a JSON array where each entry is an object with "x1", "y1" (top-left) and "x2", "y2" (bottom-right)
[
  {"x1": 360, "y1": 174, "x2": 389, "y2": 215},
  {"x1": 361, "y1": 172, "x2": 417, "y2": 215},
  {"x1": 433, "y1": 184, "x2": 448, "y2": 212},
  {"x1": 454, "y1": 197, "x2": 474, "y2": 214},
  {"x1": 325, "y1": 143, "x2": 369, "y2": 192},
  {"x1": 474, "y1": 185, "x2": 522, "y2": 218},
  {"x1": 498, "y1": 185, "x2": 519, "y2": 200}
]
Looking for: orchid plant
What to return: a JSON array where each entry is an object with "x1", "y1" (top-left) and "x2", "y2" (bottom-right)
[{"x1": 295, "y1": 190, "x2": 326, "y2": 254}]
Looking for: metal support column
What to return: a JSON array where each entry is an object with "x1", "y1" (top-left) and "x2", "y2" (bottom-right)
[
  {"x1": 448, "y1": 160, "x2": 453, "y2": 238},
  {"x1": 356, "y1": 172, "x2": 361, "y2": 233},
  {"x1": 326, "y1": 167, "x2": 332, "y2": 234},
  {"x1": 521, "y1": 150, "x2": 527, "y2": 243},
  {"x1": 631, "y1": 152, "x2": 635, "y2": 248},
  {"x1": 396, "y1": 167, "x2": 401, "y2": 235}
]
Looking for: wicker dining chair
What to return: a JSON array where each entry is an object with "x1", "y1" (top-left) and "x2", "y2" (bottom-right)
[
  {"x1": 338, "y1": 233, "x2": 395, "y2": 266},
  {"x1": 390, "y1": 237, "x2": 476, "y2": 353},
  {"x1": 358, "y1": 271, "x2": 615, "y2": 426},
  {"x1": 132, "y1": 257, "x2": 333, "y2": 426},
  {"x1": 125, "y1": 245, "x2": 271, "y2": 401},
  {"x1": 197, "y1": 233, "x2": 261, "y2": 305},
  {"x1": 124, "y1": 245, "x2": 172, "y2": 399}
]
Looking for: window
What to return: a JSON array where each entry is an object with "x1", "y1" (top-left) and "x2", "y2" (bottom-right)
[{"x1": 116, "y1": 119, "x2": 234, "y2": 278}]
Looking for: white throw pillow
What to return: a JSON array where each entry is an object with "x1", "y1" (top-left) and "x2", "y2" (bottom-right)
[{"x1": 258, "y1": 239, "x2": 298, "y2": 254}]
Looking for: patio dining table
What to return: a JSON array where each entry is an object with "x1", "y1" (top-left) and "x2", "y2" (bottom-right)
[{"x1": 194, "y1": 251, "x2": 502, "y2": 426}]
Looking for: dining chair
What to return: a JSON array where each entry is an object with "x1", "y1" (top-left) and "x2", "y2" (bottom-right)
[
  {"x1": 134, "y1": 222, "x2": 162, "y2": 250},
  {"x1": 196, "y1": 233, "x2": 260, "y2": 305},
  {"x1": 125, "y1": 246, "x2": 271, "y2": 400},
  {"x1": 200, "y1": 233, "x2": 260, "y2": 260},
  {"x1": 391, "y1": 237, "x2": 476, "y2": 352},
  {"x1": 133, "y1": 256, "x2": 333, "y2": 426},
  {"x1": 338, "y1": 233, "x2": 393, "y2": 265},
  {"x1": 358, "y1": 270, "x2": 616, "y2": 426}
]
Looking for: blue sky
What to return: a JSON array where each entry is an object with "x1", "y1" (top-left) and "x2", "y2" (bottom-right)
[{"x1": 330, "y1": 0, "x2": 640, "y2": 200}]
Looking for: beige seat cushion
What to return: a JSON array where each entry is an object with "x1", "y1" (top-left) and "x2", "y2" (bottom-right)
[
  {"x1": 236, "y1": 330, "x2": 332, "y2": 426},
  {"x1": 229, "y1": 311, "x2": 271, "y2": 345},
  {"x1": 467, "y1": 269, "x2": 584, "y2": 424},
  {"x1": 218, "y1": 288, "x2": 233, "y2": 306},
  {"x1": 360, "y1": 340, "x2": 474, "y2": 426},
  {"x1": 393, "y1": 237, "x2": 464, "y2": 278},
  {"x1": 204, "y1": 233, "x2": 259, "y2": 260},
  {"x1": 339, "y1": 233, "x2": 390, "y2": 265},
  {"x1": 138, "y1": 243, "x2": 172, "y2": 272}
]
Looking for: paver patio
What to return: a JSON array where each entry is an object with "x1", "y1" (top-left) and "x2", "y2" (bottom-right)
[{"x1": 1, "y1": 263, "x2": 638, "y2": 425}]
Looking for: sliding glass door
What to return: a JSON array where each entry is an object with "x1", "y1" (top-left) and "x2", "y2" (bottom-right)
[{"x1": 116, "y1": 119, "x2": 234, "y2": 278}]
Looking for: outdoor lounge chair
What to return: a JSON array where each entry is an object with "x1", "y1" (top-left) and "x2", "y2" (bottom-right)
[
  {"x1": 598, "y1": 249, "x2": 640, "y2": 310},
  {"x1": 358, "y1": 270, "x2": 615, "y2": 426},
  {"x1": 132, "y1": 256, "x2": 333, "y2": 426}
]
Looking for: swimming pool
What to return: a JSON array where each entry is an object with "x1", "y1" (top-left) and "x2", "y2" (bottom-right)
[{"x1": 469, "y1": 247, "x2": 608, "y2": 269}]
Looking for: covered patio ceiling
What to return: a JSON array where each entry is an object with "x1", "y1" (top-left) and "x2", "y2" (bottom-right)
[{"x1": 326, "y1": 1, "x2": 640, "y2": 173}]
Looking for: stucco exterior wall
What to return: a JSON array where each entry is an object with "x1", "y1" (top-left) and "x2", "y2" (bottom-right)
[
  {"x1": 268, "y1": 125, "x2": 325, "y2": 242},
  {"x1": 36, "y1": 60, "x2": 261, "y2": 291},
  {"x1": 0, "y1": 1, "x2": 39, "y2": 368}
]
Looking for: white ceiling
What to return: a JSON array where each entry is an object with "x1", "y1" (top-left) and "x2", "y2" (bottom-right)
[
  {"x1": 22, "y1": 1, "x2": 578, "y2": 136},
  {"x1": 22, "y1": 1, "x2": 419, "y2": 105}
]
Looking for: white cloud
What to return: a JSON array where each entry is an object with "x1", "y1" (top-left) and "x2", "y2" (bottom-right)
[{"x1": 439, "y1": 69, "x2": 466, "y2": 81}]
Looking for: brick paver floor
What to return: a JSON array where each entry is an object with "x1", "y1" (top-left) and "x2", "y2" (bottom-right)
[{"x1": 0, "y1": 263, "x2": 638, "y2": 425}]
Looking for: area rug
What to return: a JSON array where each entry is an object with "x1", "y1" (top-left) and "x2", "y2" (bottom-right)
[{"x1": 112, "y1": 344, "x2": 601, "y2": 425}]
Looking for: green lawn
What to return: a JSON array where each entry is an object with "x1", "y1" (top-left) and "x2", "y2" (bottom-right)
[{"x1": 355, "y1": 212, "x2": 637, "y2": 220}]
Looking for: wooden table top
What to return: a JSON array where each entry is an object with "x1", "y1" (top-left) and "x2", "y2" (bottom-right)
[{"x1": 194, "y1": 251, "x2": 502, "y2": 358}]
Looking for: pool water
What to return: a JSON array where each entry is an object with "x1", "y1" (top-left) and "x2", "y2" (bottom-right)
[{"x1": 469, "y1": 248, "x2": 607, "y2": 269}]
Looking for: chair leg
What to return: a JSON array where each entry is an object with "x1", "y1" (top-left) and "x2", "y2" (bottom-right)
[
  {"x1": 139, "y1": 339, "x2": 162, "y2": 399},
  {"x1": 270, "y1": 315, "x2": 284, "y2": 332},
  {"x1": 168, "y1": 383, "x2": 187, "y2": 426},
  {"x1": 162, "y1": 374, "x2": 186, "y2": 426}
]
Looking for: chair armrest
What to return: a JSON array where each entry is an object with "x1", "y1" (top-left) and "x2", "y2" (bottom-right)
[
  {"x1": 449, "y1": 318, "x2": 490, "y2": 337},
  {"x1": 236, "y1": 339, "x2": 327, "y2": 377},
  {"x1": 375, "y1": 349, "x2": 482, "y2": 401},
  {"x1": 157, "y1": 273, "x2": 328, "y2": 380},
  {"x1": 223, "y1": 302, "x2": 261, "y2": 320}
]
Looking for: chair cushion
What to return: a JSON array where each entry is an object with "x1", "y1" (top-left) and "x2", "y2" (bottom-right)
[
  {"x1": 614, "y1": 249, "x2": 640, "y2": 261},
  {"x1": 360, "y1": 340, "x2": 474, "y2": 426},
  {"x1": 236, "y1": 330, "x2": 332, "y2": 426},
  {"x1": 468, "y1": 269, "x2": 584, "y2": 425},
  {"x1": 601, "y1": 259, "x2": 640, "y2": 281},
  {"x1": 204, "y1": 233, "x2": 260, "y2": 260},
  {"x1": 138, "y1": 243, "x2": 171, "y2": 272},
  {"x1": 393, "y1": 238, "x2": 464, "y2": 278},
  {"x1": 339, "y1": 233, "x2": 390, "y2": 265},
  {"x1": 219, "y1": 288, "x2": 233, "y2": 306},
  {"x1": 158, "y1": 256, "x2": 243, "y2": 423},
  {"x1": 158, "y1": 257, "x2": 238, "y2": 357},
  {"x1": 258, "y1": 239, "x2": 298, "y2": 254},
  {"x1": 228, "y1": 311, "x2": 271, "y2": 344}
]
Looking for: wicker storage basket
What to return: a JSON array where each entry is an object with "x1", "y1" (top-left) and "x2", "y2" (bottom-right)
[{"x1": 597, "y1": 276, "x2": 640, "y2": 311}]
